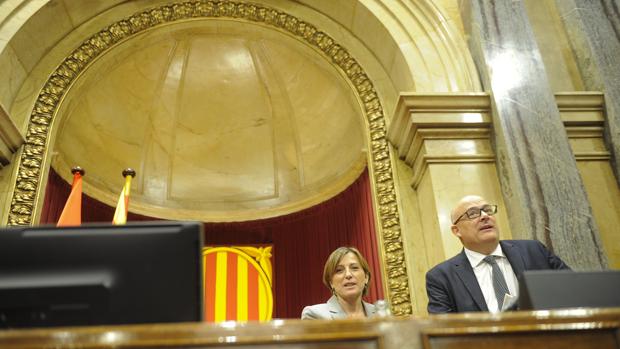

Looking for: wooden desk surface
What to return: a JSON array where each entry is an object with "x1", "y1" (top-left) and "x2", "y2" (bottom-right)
[{"x1": 1, "y1": 308, "x2": 619, "y2": 349}]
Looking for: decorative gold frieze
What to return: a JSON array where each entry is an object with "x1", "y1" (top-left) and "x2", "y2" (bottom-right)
[{"x1": 8, "y1": 1, "x2": 411, "y2": 315}]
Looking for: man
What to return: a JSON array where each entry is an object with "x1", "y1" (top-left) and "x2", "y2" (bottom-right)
[{"x1": 425, "y1": 195, "x2": 570, "y2": 314}]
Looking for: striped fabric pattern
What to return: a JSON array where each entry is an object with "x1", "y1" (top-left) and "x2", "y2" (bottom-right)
[{"x1": 203, "y1": 246, "x2": 273, "y2": 322}]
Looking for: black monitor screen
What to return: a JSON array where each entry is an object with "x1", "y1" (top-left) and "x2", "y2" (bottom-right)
[
  {"x1": 0, "y1": 221, "x2": 203, "y2": 328},
  {"x1": 519, "y1": 270, "x2": 620, "y2": 310}
]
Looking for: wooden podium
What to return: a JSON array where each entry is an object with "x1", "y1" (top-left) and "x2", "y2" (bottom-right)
[{"x1": 1, "y1": 308, "x2": 619, "y2": 349}]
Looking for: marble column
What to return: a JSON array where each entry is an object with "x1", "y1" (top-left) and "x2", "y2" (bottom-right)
[
  {"x1": 460, "y1": 0, "x2": 607, "y2": 269},
  {"x1": 555, "y1": 0, "x2": 620, "y2": 187}
]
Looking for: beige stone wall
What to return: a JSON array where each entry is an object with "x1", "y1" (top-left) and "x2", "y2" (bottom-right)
[
  {"x1": 558, "y1": 93, "x2": 620, "y2": 269},
  {"x1": 523, "y1": 1, "x2": 620, "y2": 268}
]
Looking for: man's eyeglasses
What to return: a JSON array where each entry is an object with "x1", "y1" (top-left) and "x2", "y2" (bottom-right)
[{"x1": 452, "y1": 204, "x2": 498, "y2": 224}]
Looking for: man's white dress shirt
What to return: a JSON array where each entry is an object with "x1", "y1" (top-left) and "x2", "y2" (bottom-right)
[{"x1": 464, "y1": 244, "x2": 519, "y2": 312}]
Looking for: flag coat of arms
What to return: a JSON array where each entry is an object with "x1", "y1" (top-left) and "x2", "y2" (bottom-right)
[{"x1": 203, "y1": 246, "x2": 273, "y2": 322}]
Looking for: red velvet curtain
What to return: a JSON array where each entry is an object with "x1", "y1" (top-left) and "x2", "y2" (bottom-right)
[{"x1": 41, "y1": 167, "x2": 384, "y2": 318}]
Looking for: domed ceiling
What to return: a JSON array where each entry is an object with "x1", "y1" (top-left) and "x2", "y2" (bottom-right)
[{"x1": 52, "y1": 19, "x2": 367, "y2": 221}]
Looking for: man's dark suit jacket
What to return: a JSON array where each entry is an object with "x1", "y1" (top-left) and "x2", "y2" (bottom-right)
[{"x1": 426, "y1": 240, "x2": 570, "y2": 314}]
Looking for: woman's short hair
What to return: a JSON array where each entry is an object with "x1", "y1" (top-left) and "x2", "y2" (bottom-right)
[{"x1": 322, "y1": 246, "x2": 371, "y2": 296}]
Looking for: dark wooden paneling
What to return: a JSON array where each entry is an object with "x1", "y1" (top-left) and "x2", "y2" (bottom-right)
[{"x1": 0, "y1": 308, "x2": 619, "y2": 349}]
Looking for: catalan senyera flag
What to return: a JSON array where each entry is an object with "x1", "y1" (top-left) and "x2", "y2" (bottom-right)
[
  {"x1": 112, "y1": 168, "x2": 136, "y2": 225},
  {"x1": 57, "y1": 167, "x2": 84, "y2": 227},
  {"x1": 203, "y1": 246, "x2": 273, "y2": 322}
]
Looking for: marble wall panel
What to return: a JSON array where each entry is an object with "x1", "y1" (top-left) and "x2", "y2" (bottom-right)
[
  {"x1": 462, "y1": 0, "x2": 607, "y2": 270},
  {"x1": 0, "y1": 44, "x2": 27, "y2": 115},
  {"x1": 294, "y1": 0, "x2": 357, "y2": 30},
  {"x1": 524, "y1": 0, "x2": 584, "y2": 92},
  {"x1": 433, "y1": 0, "x2": 466, "y2": 37},
  {"x1": 577, "y1": 160, "x2": 620, "y2": 269},
  {"x1": 0, "y1": 0, "x2": 48, "y2": 44},
  {"x1": 392, "y1": 156, "x2": 428, "y2": 314},
  {"x1": 559, "y1": 93, "x2": 620, "y2": 269},
  {"x1": 9, "y1": 0, "x2": 74, "y2": 73},
  {"x1": 556, "y1": 0, "x2": 620, "y2": 187},
  {"x1": 59, "y1": 0, "x2": 126, "y2": 27},
  {"x1": 0, "y1": 102, "x2": 23, "y2": 167},
  {"x1": 0, "y1": 162, "x2": 17, "y2": 224},
  {"x1": 416, "y1": 171, "x2": 447, "y2": 270}
]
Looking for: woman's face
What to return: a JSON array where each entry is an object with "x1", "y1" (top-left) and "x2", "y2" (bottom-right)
[{"x1": 330, "y1": 252, "x2": 368, "y2": 300}]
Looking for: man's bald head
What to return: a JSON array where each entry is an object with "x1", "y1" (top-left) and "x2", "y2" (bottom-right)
[
  {"x1": 451, "y1": 195, "x2": 486, "y2": 224},
  {"x1": 450, "y1": 195, "x2": 500, "y2": 255}
]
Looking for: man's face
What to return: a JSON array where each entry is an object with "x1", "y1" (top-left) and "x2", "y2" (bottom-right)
[{"x1": 451, "y1": 197, "x2": 499, "y2": 251}]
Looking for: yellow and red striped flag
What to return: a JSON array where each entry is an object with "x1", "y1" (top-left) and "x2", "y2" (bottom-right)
[
  {"x1": 112, "y1": 168, "x2": 136, "y2": 225},
  {"x1": 57, "y1": 166, "x2": 85, "y2": 227},
  {"x1": 203, "y1": 246, "x2": 273, "y2": 322}
]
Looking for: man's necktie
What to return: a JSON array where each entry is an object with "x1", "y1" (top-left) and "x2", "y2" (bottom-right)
[{"x1": 483, "y1": 255, "x2": 510, "y2": 310}]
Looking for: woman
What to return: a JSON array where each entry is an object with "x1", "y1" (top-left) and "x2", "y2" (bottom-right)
[{"x1": 301, "y1": 247, "x2": 376, "y2": 319}]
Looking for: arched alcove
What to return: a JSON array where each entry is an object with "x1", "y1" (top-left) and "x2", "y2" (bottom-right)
[
  {"x1": 51, "y1": 19, "x2": 367, "y2": 222},
  {"x1": 1, "y1": 0, "x2": 482, "y2": 315}
]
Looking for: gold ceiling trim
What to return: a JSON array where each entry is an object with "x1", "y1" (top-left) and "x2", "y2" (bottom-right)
[{"x1": 7, "y1": 0, "x2": 411, "y2": 316}]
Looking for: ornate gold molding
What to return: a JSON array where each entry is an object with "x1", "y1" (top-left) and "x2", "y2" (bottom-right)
[{"x1": 7, "y1": 1, "x2": 411, "y2": 315}]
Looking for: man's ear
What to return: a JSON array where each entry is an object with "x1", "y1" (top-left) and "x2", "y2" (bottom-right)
[{"x1": 451, "y1": 225, "x2": 461, "y2": 238}]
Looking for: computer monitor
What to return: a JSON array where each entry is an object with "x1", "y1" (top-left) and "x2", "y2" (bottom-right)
[
  {"x1": 518, "y1": 270, "x2": 620, "y2": 310},
  {"x1": 0, "y1": 221, "x2": 204, "y2": 328}
]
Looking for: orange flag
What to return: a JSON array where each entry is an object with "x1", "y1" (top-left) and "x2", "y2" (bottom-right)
[
  {"x1": 112, "y1": 168, "x2": 136, "y2": 225},
  {"x1": 57, "y1": 166, "x2": 85, "y2": 227}
]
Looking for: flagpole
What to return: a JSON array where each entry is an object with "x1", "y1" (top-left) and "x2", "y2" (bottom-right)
[
  {"x1": 57, "y1": 166, "x2": 85, "y2": 227},
  {"x1": 112, "y1": 168, "x2": 136, "y2": 225}
]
